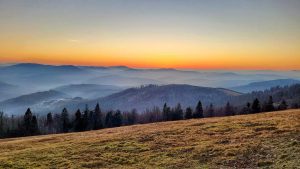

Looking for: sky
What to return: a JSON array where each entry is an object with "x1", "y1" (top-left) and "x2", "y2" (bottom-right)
[{"x1": 0, "y1": 0, "x2": 300, "y2": 70}]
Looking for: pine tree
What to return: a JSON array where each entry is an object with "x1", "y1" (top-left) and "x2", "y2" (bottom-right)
[
  {"x1": 46, "y1": 112, "x2": 53, "y2": 133},
  {"x1": 74, "y1": 109, "x2": 82, "y2": 132},
  {"x1": 127, "y1": 109, "x2": 138, "y2": 125},
  {"x1": 82, "y1": 105, "x2": 89, "y2": 130},
  {"x1": 23, "y1": 108, "x2": 33, "y2": 136},
  {"x1": 113, "y1": 110, "x2": 123, "y2": 127},
  {"x1": 264, "y1": 96, "x2": 275, "y2": 112},
  {"x1": 173, "y1": 103, "x2": 183, "y2": 120},
  {"x1": 241, "y1": 102, "x2": 251, "y2": 114},
  {"x1": 105, "y1": 111, "x2": 113, "y2": 128},
  {"x1": 163, "y1": 103, "x2": 171, "y2": 121},
  {"x1": 93, "y1": 103, "x2": 103, "y2": 130},
  {"x1": 30, "y1": 115, "x2": 39, "y2": 135},
  {"x1": 193, "y1": 101, "x2": 204, "y2": 118},
  {"x1": 184, "y1": 107, "x2": 193, "y2": 119},
  {"x1": 53, "y1": 113, "x2": 61, "y2": 133},
  {"x1": 251, "y1": 98, "x2": 261, "y2": 113},
  {"x1": 61, "y1": 108, "x2": 69, "y2": 133},
  {"x1": 224, "y1": 102, "x2": 234, "y2": 116}
]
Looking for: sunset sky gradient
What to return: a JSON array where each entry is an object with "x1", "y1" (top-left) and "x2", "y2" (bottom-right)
[{"x1": 0, "y1": 0, "x2": 300, "y2": 70}]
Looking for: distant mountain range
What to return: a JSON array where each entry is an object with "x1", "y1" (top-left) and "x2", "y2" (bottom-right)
[
  {"x1": 0, "y1": 63, "x2": 300, "y2": 115},
  {"x1": 53, "y1": 84, "x2": 123, "y2": 99},
  {"x1": 54, "y1": 84, "x2": 242, "y2": 113},
  {"x1": 0, "y1": 84, "x2": 242, "y2": 114},
  {"x1": 230, "y1": 79, "x2": 300, "y2": 93},
  {"x1": 0, "y1": 81, "x2": 26, "y2": 101}
]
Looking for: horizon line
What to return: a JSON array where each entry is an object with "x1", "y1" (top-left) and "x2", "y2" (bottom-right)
[{"x1": 0, "y1": 61, "x2": 299, "y2": 72}]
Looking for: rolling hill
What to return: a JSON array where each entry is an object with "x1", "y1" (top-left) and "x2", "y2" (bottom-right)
[
  {"x1": 0, "y1": 84, "x2": 242, "y2": 115},
  {"x1": 0, "y1": 81, "x2": 26, "y2": 101},
  {"x1": 230, "y1": 79, "x2": 300, "y2": 93},
  {"x1": 0, "y1": 90, "x2": 70, "y2": 115},
  {"x1": 68, "y1": 84, "x2": 242, "y2": 113},
  {"x1": 0, "y1": 109, "x2": 299, "y2": 168},
  {"x1": 0, "y1": 63, "x2": 91, "y2": 91},
  {"x1": 54, "y1": 84, "x2": 123, "y2": 99}
]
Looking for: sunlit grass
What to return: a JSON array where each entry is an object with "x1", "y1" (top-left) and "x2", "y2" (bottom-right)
[{"x1": 0, "y1": 109, "x2": 299, "y2": 168}]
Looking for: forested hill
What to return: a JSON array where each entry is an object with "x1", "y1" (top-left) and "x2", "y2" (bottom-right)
[{"x1": 67, "y1": 84, "x2": 242, "y2": 112}]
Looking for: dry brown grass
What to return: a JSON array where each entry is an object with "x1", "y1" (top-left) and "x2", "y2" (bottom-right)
[{"x1": 0, "y1": 109, "x2": 299, "y2": 169}]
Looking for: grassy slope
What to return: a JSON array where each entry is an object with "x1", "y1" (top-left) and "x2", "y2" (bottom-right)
[{"x1": 0, "y1": 110, "x2": 299, "y2": 169}]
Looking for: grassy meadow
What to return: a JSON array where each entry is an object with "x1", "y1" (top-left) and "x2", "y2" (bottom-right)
[{"x1": 0, "y1": 109, "x2": 299, "y2": 169}]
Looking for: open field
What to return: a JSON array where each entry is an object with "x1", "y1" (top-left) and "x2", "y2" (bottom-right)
[{"x1": 0, "y1": 110, "x2": 299, "y2": 169}]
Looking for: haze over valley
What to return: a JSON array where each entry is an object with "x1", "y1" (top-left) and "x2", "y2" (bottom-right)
[{"x1": 0, "y1": 63, "x2": 299, "y2": 115}]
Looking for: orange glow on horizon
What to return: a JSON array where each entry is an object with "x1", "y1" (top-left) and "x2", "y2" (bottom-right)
[{"x1": 1, "y1": 0, "x2": 300, "y2": 70}]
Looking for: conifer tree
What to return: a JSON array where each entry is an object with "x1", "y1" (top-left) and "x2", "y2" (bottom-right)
[
  {"x1": 185, "y1": 107, "x2": 193, "y2": 119},
  {"x1": 225, "y1": 102, "x2": 234, "y2": 116},
  {"x1": 105, "y1": 111, "x2": 113, "y2": 128},
  {"x1": 251, "y1": 98, "x2": 261, "y2": 113},
  {"x1": 46, "y1": 112, "x2": 53, "y2": 133},
  {"x1": 241, "y1": 102, "x2": 251, "y2": 114},
  {"x1": 30, "y1": 115, "x2": 39, "y2": 135},
  {"x1": 265, "y1": 96, "x2": 275, "y2": 112},
  {"x1": 61, "y1": 108, "x2": 69, "y2": 133},
  {"x1": 174, "y1": 103, "x2": 183, "y2": 120},
  {"x1": 82, "y1": 105, "x2": 89, "y2": 130},
  {"x1": 113, "y1": 110, "x2": 123, "y2": 127},
  {"x1": 53, "y1": 113, "x2": 61, "y2": 133},
  {"x1": 23, "y1": 108, "x2": 33, "y2": 135},
  {"x1": 74, "y1": 109, "x2": 82, "y2": 132},
  {"x1": 127, "y1": 109, "x2": 138, "y2": 125},
  {"x1": 193, "y1": 101, "x2": 204, "y2": 118},
  {"x1": 93, "y1": 103, "x2": 103, "y2": 130},
  {"x1": 163, "y1": 103, "x2": 171, "y2": 121}
]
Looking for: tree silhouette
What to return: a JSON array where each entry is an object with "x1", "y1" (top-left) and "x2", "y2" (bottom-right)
[
  {"x1": 224, "y1": 102, "x2": 234, "y2": 116},
  {"x1": 105, "y1": 111, "x2": 113, "y2": 128},
  {"x1": 193, "y1": 101, "x2": 204, "y2": 118},
  {"x1": 46, "y1": 112, "x2": 53, "y2": 133},
  {"x1": 251, "y1": 98, "x2": 261, "y2": 113},
  {"x1": 264, "y1": 96, "x2": 275, "y2": 112},
  {"x1": 23, "y1": 108, "x2": 33, "y2": 136},
  {"x1": 30, "y1": 115, "x2": 39, "y2": 135},
  {"x1": 184, "y1": 107, "x2": 193, "y2": 119},
  {"x1": 61, "y1": 108, "x2": 70, "y2": 133},
  {"x1": 127, "y1": 109, "x2": 138, "y2": 125},
  {"x1": 173, "y1": 103, "x2": 183, "y2": 120},
  {"x1": 93, "y1": 103, "x2": 103, "y2": 130},
  {"x1": 241, "y1": 102, "x2": 251, "y2": 114},
  {"x1": 113, "y1": 110, "x2": 123, "y2": 127},
  {"x1": 163, "y1": 103, "x2": 171, "y2": 121},
  {"x1": 82, "y1": 105, "x2": 89, "y2": 130},
  {"x1": 74, "y1": 109, "x2": 83, "y2": 132}
]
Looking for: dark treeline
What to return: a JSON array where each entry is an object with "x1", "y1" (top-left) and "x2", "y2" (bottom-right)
[
  {"x1": 231, "y1": 84, "x2": 300, "y2": 109},
  {"x1": 0, "y1": 95, "x2": 296, "y2": 139}
]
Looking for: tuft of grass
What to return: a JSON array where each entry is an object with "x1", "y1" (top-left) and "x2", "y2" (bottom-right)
[{"x1": 0, "y1": 109, "x2": 299, "y2": 168}]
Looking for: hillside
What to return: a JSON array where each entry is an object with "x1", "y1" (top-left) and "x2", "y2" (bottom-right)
[
  {"x1": 0, "y1": 90, "x2": 70, "y2": 115},
  {"x1": 0, "y1": 109, "x2": 299, "y2": 168},
  {"x1": 54, "y1": 84, "x2": 123, "y2": 99},
  {"x1": 0, "y1": 81, "x2": 25, "y2": 101},
  {"x1": 230, "y1": 79, "x2": 300, "y2": 93},
  {"x1": 70, "y1": 84, "x2": 242, "y2": 112}
]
